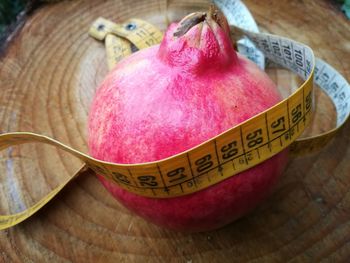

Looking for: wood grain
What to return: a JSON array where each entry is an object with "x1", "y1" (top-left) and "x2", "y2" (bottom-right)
[{"x1": 0, "y1": 0, "x2": 349, "y2": 262}]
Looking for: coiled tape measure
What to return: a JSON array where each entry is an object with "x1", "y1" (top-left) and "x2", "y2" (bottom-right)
[{"x1": 0, "y1": 0, "x2": 349, "y2": 230}]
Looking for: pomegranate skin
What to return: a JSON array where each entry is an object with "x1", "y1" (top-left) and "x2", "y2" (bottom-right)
[{"x1": 88, "y1": 17, "x2": 288, "y2": 232}]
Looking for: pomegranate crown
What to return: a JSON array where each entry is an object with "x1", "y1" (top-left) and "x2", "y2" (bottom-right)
[
  {"x1": 173, "y1": 5, "x2": 231, "y2": 38},
  {"x1": 157, "y1": 5, "x2": 237, "y2": 73}
]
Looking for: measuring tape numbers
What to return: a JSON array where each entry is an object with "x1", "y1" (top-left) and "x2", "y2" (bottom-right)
[{"x1": 0, "y1": 0, "x2": 349, "y2": 230}]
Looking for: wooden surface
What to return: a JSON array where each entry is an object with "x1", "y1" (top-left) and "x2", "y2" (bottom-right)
[{"x1": 0, "y1": 0, "x2": 349, "y2": 262}]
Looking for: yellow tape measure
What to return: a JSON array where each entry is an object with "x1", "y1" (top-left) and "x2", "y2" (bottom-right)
[
  {"x1": 0, "y1": 14, "x2": 349, "y2": 230},
  {"x1": 88, "y1": 17, "x2": 164, "y2": 68}
]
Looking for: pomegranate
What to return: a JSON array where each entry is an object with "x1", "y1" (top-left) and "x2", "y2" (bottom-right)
[{"x1": 88, "y1": 8, "x2": 288, "y2": 232}]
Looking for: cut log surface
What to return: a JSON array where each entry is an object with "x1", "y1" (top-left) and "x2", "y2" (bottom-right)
[{"x1": 0, "y1": 0, "x2": 349, "y2": 262}]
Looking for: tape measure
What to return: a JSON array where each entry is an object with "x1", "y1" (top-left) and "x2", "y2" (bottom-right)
[
  {"x1": 88, "y1": 17, "x2": 164, "y2": 69},
  {"x1": 0, "y1": 0, "x2": 349, "y2": 230}
]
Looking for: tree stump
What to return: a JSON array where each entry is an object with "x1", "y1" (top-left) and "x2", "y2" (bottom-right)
[{"x1": 0, "y1": 0, "x2": 349, "y2": 262}]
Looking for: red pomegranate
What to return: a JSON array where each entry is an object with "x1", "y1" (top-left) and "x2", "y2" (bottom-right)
[{"x1": 88, "y1": 8, "x2": 288, "y2": 232}]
